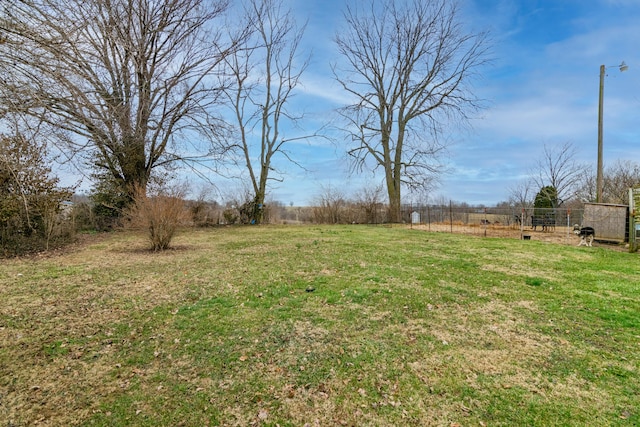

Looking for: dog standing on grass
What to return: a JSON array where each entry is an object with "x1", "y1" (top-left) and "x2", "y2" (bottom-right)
[{"x1": 573, "y1": 225, "x2": 595, "y2": 247}]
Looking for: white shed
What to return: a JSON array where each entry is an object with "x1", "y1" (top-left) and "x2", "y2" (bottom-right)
[{"x1": 411, "y1": 211, "x2": 421, "y2": 224}]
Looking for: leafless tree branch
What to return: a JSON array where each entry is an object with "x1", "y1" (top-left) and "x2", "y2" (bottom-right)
[
  {"x1": 220, "y1": 0, "x2": 314, "y2": 223},
  {"x1": 0, "y1": 0, "x2": 243, "y2": 201},
  {"x1": 333, "y1": 0, "x2": 490, "y2": 222}
]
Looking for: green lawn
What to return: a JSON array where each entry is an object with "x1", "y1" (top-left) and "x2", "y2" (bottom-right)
[{"x1": 1, "y1": 225, "x2": 638, "y2": 426}]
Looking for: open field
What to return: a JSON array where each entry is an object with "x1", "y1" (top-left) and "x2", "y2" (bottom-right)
[{"x1": 1, "y1": 225, "x2": 639, "y2": 426}]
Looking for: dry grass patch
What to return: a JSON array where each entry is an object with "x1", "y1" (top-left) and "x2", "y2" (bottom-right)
[{"x1": 0, "y1": 233, "x2": 210, "y2": 425}]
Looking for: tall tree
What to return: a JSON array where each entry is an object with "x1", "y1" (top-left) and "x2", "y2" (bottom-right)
[
  {"x1": 0, "y1": 0, "x2": 240, "y2": 203},
  {"x1": 533, "y1": 141, "x2": 583, "y2": 205},
  {"x1": 334, "y1": 0, "x2": 489, "y2": 222},
  {"x1": 223, "y1": 0, "x2": 310, "y2": 224}
]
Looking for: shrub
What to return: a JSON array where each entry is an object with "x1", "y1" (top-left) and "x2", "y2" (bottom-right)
[
  {"x1": 88, "y1": 173, "x2": 130, "y2": 231},
  {"x1": 0, "y1": 133, "x2": 73, "y2": 256},
  {"x1": 125, "y1": 185, "x2": 188, "y2": 251},
  {"x1": 186, "y1": 197, "x2": 224, "y2": 227},
  {"x1": 222, "y1": 208, "x2": 239, "y2": 225}
]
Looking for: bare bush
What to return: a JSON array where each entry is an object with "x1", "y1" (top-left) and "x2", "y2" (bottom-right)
[
  {"x1": 355, "y1": 184, "x2": 386, "y2": 224},
  {"x1": 125, "y1": 185, "x2": 188, "y2": 251},
  {"x1": 187, "y1": 187, "x2": 223, "y2": 227},
  {"x1": 188, "y1": 200, "x2": 223, "y2": 227},
  {"x1": 313, "y1": 186, "x2": 348, "y2": 224}
]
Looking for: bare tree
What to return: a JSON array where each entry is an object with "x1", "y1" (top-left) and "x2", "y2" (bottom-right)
[
  {"x1": 313, "y1": 185, "x2": 347, "y2": 224},
  {"x1": 508, "y1": 179, "x2": 535, "y2": 211},
  {"x1": 575, "y1": 160, "x2": 640, "y2": 204},
  {"x1": 222, "y1": 0, "x2": 310, "y2": 224},
  {"x1": 603, "y1": 160, "x2": 640, "y2": 204},
  {"x1": 574, "y1": 167, "x2": 597, "y2": 204},
  {"x1": 334, "y1": 0, "x2": 489, "y2": 222},
  {"x1": 0, "y1": 0, "x2": 240, "y2": 203},
  {"x1": 532, "y1": 141, "x2": 584, "y2": 205}
]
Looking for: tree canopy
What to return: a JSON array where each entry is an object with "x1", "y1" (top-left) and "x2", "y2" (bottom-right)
[{"x1": 0, "y1": 0, "x2": 240, "y2": 203}]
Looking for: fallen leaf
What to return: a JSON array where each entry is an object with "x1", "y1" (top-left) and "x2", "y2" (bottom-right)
[{"x1": 258, "y1": 409, "x2": 268, "y2": 420}]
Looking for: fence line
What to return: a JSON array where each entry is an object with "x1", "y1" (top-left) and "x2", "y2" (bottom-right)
[{"x1": 403, "y1": 205, "x2": 585, "y2": 242}]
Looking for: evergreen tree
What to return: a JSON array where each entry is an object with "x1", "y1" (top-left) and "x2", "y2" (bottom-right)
[{"x1": 533, "y1": 186, "x2": 558, "y2": 216}]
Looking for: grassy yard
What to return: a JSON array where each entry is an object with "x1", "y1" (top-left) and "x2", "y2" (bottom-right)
[{"x1": 1, "y1": 225, "x2": 639, "y2": 426}]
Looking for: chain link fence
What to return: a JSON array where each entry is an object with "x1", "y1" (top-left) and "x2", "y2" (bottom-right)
[
  {"x1": 289, "y1": 201, "x2": 629, "y2": 247},
  {"x1": 402, "y1": 205, "x2": 587, "y2": 244}
]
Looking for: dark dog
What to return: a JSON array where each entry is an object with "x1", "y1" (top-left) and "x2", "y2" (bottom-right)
[{"x1": 573, "y1": 225, "x2": 595, "y2": 247}]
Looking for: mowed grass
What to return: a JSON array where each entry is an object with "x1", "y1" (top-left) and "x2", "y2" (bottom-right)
[{"x1": 1, "y1": 225, "x2": 639, "y2": 426}]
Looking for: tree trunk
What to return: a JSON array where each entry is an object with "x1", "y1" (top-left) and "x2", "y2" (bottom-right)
[
  {"x1": 252, "y1": 192, "x2": 265, "y2": 224},
  {"x1": 386, "y1": 175, "x2": 402, "y2": 223},
  {"x1": 384, "y1": 123, "x2": 403, "y2": 223},
  {"x1": 251, "y1": 166, "x2": 269, "y2": 224},
  {"x1": 120, "y1": 143, "x2": 150, "y2": 204}
]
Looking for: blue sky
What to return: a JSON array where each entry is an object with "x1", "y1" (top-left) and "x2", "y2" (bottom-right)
[
  {"x1": 245, "y1": 0, "x2": 640, "y2": 206},
  {"x1": 53, "y1": 0, "x2": 639, "y2": 206}
]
